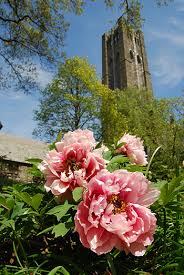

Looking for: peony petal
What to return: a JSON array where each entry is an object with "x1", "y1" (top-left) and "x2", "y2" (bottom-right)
[
  {"x1": 137, "y1": 188, "x2": 160, "y2": 207},
  {"x1": 50, "y1": 179, "x2": 69, "y2": 195},
  {"x1": 129, "y1": 242, "x2": 147, "y2": 256}
]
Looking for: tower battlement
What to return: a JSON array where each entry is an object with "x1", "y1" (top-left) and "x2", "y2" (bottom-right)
[{"x1": 102, "y1": 17, "x2": 152, "y2": 90}]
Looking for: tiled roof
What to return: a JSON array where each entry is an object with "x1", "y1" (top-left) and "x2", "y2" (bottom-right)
[{"x1": 0, "y1": 132, "x2": 48, "y2": 163}]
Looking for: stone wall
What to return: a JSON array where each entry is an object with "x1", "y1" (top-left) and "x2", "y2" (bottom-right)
[{"x1": 0, "y1": 159, "x2": 33, "y2": 183}]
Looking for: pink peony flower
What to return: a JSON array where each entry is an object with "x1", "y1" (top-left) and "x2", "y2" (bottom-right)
[
  {"x1": 117, "y1": 134, "x2": 148, "y2": 165},
  {"x1": 55, "y1": 129, "x2": 96, "y2": 153},
  {"x1": 75, "y1": 169, "x2": 160, "y2": 256},
  {"x1": 39, "y1": 130, "x2": 105, "y2": 196}
]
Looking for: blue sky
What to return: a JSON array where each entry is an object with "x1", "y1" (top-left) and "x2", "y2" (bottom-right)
[{"x1": 0, "y1": 0, "x2": 183, "y2": 140}]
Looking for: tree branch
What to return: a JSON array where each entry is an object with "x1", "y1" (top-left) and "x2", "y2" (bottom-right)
[
  {"x1": 0, "y1": 14, "x2": 32, "y2": 24},
  {"x1": 0, "y1": 51, "x2": 22, "y2": 83}
]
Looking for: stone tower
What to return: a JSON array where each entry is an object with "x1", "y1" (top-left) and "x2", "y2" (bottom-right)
[{"x1": 102, "y1": 16, "x2": 152, "y2": 90}]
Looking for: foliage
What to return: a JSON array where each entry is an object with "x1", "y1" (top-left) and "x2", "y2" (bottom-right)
[
  {"x1": 33, "y1": 56, "x2": 111, "y2": 141},
  {"x1": 0, "y1": 0, "x2": 173, "y2": 90},
  {"x1": 0, "y1": 129, "x2": 184, "y2": 274},
  {"x1": 0, "y1": 0, "x2": 69, "y2": 90},
  {"x1": 101, "y1": 88, "x2": 184, "y2": 179},
  {"x1": 104, "y1": 0, "x2": 173, "y2": 29}
]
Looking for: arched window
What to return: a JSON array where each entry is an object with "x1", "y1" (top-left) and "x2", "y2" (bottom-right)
[
  {"x1": 135, "y1": 37, "x2": 140, "y2": 46},
  {"x1": 129, "y1": 50, "x2": 134, "y2": 60},
  {"x1": 137, "y1": 55, "x2": 141, "y2": 64}
]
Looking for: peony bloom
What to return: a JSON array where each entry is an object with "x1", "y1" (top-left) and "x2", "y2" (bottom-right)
[
  {"x1": 117, "y1": 134, "x2": 148, "y2": 165},
  {"x1": 75, "y1": 169, "x2": 160, "y2": 256},
  {"x1": 39, "y1": 130, "x2": 105, "y2": 196},
  {"x1": 55, "y1": 129, "x2": 96, "y2": 153}
]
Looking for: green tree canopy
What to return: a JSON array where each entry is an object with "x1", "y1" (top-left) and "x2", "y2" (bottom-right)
[
  {"x1": 0, "y1": 0, "x2": 91, "y2": 90},
  {"x1": 101, "y1": 88, "x2": 184, "y2": 177},
  {"x1": 33, "y1": 56, "x2": 110, "y2": 141}
]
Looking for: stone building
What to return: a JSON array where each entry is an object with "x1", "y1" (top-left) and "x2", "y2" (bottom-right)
[
  {"x1": 102, "y1": 16, "x2": 152, "y2": 90},
  {"x1": 0, "y1": 132, "x2": 48, "y2": 183}
]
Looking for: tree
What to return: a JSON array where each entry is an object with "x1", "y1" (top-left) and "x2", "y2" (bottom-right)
[
  {"x1": 0, "y1": 0, "x2": 88, "y2": 91},
  {"x1": 104, "y1": 0, "x2": 173, "y2": 29},
  {"x1": 0, "y1": 0, "x2": 173, "y2": 91},
  {"x1": 100, "y1": 88, "x2": 184, "y2": 177},
  {"x1": 33, "y1": 56, "x2": 110, "y2": 141}
]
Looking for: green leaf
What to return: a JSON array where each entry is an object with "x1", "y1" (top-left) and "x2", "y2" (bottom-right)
[
  {"x1": 159, "y1": 263, "x2": 179, "y2": 271},
  {"x1": 6, "y1": 197, "x2": 15, "y2": 209},
  {"x1": 15, "y1": 192, "x2": 44, "y2": 211},
  {"x1": 103, "y1": 150, "x2": 112, "y2": 161},
  {"x1": 11, "y1": 202, "x2": 24, "y2": 219},
  {"x1": 72, "y1": 187, "x2": 83, "y2": 202},
  {"x1": 16, "y1": 192, "x2": 32, "y2": 206},
  {"x1": 107, "y1": 163, "x2": 120, "y2": 172},
  {"x1": 49, "y1": 142, "x2": 56, "y2": 150},
  {"x1": 115, "y1": 142, "x2": 126, "y2": 149},
  {"x1": 26, "y1": 158, "x2": 42, "y2": 165},
  {"x1": 37, "y1": 225, "x2": 54, "y2": 236},
  {"x1": 0, "y1": 196, "x2": 9, "y2": 210},
  {"x1": 31, "y1": 194, "x2": 44, "y2": 210},
  {"x1": 47, "y1": 202, "x2": 74, "y2": 221},
  {"x1": 48, "y1": 266, "x2": 70, "y2": 275},
  {"x1": 9, "y1": 219, "x2": 15, "y2": 230},
  {"x1": 108, "y1": 155, "x2": 128, "y2": 165},
  {"x1": 106, "y1": 152, "x2": 128, "y2": 172},
  {"x1": 1, "y1": 219, "x2": 15, "y2": 231},
  {"x1": 55, "y1": 131, "x2": 63, "y2": 142},
  {"x1": 160, "y1": 182, "x2": 169, "y2": 205},
  {"x1": 159, "y1": 174, "x2": 184, "y2": 205},
  {"x1": 52, "y1": 223, "x2": 70, "y2": 238},
  {"x1": 95, "y1": 140, "x2": 103, "y2": 149}
]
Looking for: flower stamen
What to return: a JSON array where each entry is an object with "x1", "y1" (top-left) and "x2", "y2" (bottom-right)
[{"x1": 108, "y1": 194, "x2": 126, "y2": 214}]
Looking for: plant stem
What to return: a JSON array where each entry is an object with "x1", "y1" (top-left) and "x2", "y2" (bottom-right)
[
  {"x1": 163, "y1": 207, "x2": 167, "y2": 251},
  {"x1": 13, "y1": 241, "x2": 23, "y2": 269},
  {"x1": 145, "y1": 146, "x2": 162, "y2": 177},
  {"x1": 107, "y1": 253, "x2": 117, "y2": 275},
  {"x1": 15, "y1": 235, "x2": 28, "y2": 268}
]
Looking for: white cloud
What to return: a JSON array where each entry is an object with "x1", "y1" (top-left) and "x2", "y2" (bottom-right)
[
  {"x1": 148, "y1": 13, "x2": 184, "y2": 87},
  {"x1": 152, "y1": 53, "x2": 184, "y2": 86},
  {"x1": 168, "y1": 16, "x2": 184, "y2": 31},
  {"x1": 151, "y1": 30, "x2": 184, "y2": 47},
  {"x1": 35, "y1": 65, "x2": 54, "y2": 88},
  {"x1": 16, "y1": 62, "x2": 54, "y2": 89}
]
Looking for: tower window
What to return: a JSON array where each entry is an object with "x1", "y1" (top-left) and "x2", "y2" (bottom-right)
[
  {"x1": 130, "y1": 50, "x2": 134, "y2": 60},
  {"x1": 135, "y1": 37, "x2": 140, "y2": 46},
  {"x1": 117, "y1": 31, "x2": 119, "y2": 41},
  {"x1": 127, "y1": 32, "x2": 132, "y2": 41},
  {"x1": 137, "y1": 55, "x2": 141, "y2": 64},
  {"x1": 113, "y1": 35, "x2": 116, "y2": 44}
]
